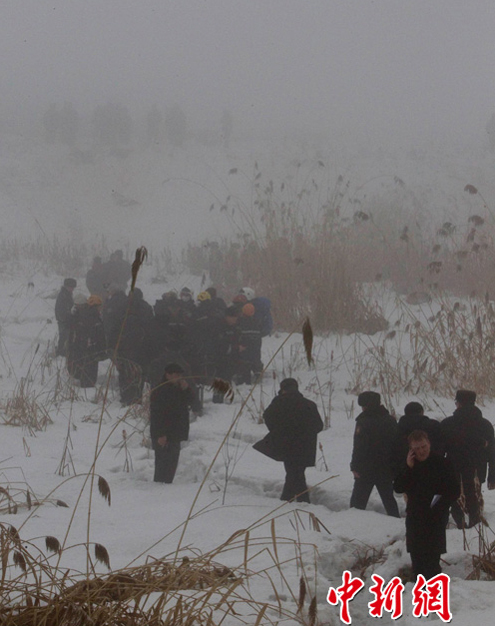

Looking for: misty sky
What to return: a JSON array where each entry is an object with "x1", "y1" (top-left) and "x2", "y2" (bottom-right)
[{"x1": 2, "y1": 1, "x2": 495, "y2": 144}]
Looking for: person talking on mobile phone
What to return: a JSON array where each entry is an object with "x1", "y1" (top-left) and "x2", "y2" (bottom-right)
[{"x1": 394, "y1": 430, "x2": 459, "y2": 580}]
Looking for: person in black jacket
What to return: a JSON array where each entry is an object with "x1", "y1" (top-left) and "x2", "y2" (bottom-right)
[
  {"x1": 394, "y1": 430, "x2": 459, "y2": 580},
  {"x1": 67, "y1": 295, "x2": 106, "y2": 387},
  {"x1": 350, "y1": 391, "x2": 400, "y2": 517},
  {"x1": 262, "y1": 378, "x2": 323, "y2": 503},
  {"x1": 440, "y1": 389, "x2": 495, "y2": 528},
  {"x1": 150, "y1": 363, "x2": 195, "y2": 483},
  {"x1": 55, "y1": 278, "x2": 77, "y2": 356},
  {"x1": 85, "y1": 257, "x2": 108, "y2": 300}
]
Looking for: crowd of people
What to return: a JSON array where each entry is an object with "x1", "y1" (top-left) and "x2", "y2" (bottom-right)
[
  {"x1": 54, "y1": 255, "x2": 273, "y2": 410},
  {"x1": 55, "y1": 262, "x2": 495, "y2": 581}
]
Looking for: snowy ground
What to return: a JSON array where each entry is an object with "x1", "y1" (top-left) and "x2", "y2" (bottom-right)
[{"x1": 1, "y1": 270, "x2": 495, "y2": 625}]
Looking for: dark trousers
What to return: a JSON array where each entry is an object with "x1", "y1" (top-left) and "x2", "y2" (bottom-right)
[
  {"x1": 281, "y1": 463, "x2": 310, "y2": 503},
  {"x1": 350, "y1": 476, "x2": 400, "y2": 517},
  {"x1": 154, "y1": 441, "x2": 181, "y2": 483},
  {"x1": 451, "y1": 473, "x2": 481, "y2": 528},
  {"x1": 410, "y1": 549, "x2": 442, "y2": 581}
]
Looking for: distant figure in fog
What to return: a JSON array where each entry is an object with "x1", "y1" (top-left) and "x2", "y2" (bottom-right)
[
  {"x1": 55, "y1": 278, "x2": 77, "y2": 357},
  {"x1": 67, "y1": 295, "x2": 106, "y2": 387},
  {"x1": 86, "y1": 256, "x2": 108, "y2": 300},
  {"x1": 105, "y1": 250, "x2": 131, "y2": 292}
]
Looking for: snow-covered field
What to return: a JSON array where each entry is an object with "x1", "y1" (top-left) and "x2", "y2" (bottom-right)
[
  {"x1": 1, "y1": 266, "x2": 495, "y2": 625},
  {"x1": 2, "y1": 130, "x2": 495, "y2": 623}
]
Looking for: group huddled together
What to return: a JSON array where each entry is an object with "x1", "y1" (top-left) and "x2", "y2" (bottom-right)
[{"x1": 54, "y1": 253, "x2": 273, "y2": 410}]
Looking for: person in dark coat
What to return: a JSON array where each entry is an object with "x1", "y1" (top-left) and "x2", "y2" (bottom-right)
[
  {"x1": 67, "y1": 295, "x2": 106, "y2": 387},
  {"x1": 350, "y1": 391, "x2": 400, "y2": 517},
  {"x1": 85, "y1": 257, "x2": 108, "y2": 300},
  {"x1": 394, "y1": 430, "x2": 460, "y2": 580},
  {"x1": 237, "y1": 303, "x2": 263, "y2": 384},
  {"x1": 55, "y1": 278, "x2": 77, "y2": 356},
  {"x1": 150, "y1": 363, "x2": 195, "y2": 483},
  {"x1": 116, "y1": 289, "x2": 153, "y2": 406},
  {"x1": 440, "y1": 389, "x2": 495, "y2": 528},
  {"x1": 102, "y1": 284, "x2": 128, "y2": 351},
  {"x1": 105, "y1": 250, "x2": 131, "y2": 292},
  {"x1": 262, "y1": 378, "x2": 323, "y2": 503},
  {"x1": 394, "y1": 402, "x2": 443, "y2": 470},
  {"x1": 212, "y1": 306, "x2": 240, "y2": 403},
  {"x1": 206, "y1": 286, "x2": 226, "y2": 314}
]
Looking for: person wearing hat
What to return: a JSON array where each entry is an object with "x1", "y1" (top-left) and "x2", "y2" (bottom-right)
[
  {"x1": 260, "y1": 378, "x2": 323, "y2": 502},
  {"x1": 178, "y1": 287, "x2": 196, "y2": 319},
  {"x1": 350, "y1": 391, "x2": 400, "y2": 517},
  {"x1": 150, "y1": 363, "x2": 195, "y2": 483},
  {"x1": 236, "y1": 302, "x2": 263, "y2": 385},
  {"x1": 212, "y1": 306, "x2": 241, "y2": 403},
  {"x1": 55, "y1": 278, "x2": 77, "y2": 357},
  {"x1": 440, "y1": 389, "x2": 495, "y2": 528}
]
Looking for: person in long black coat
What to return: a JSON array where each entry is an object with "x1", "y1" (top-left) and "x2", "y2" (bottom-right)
[
  {"x1": 55, "y1": 278, "x2": 76, "y2": 356},
  {"x1": 394, "y1": 429, "x2": 459, "y2": 580},
  {"x1": 440, "y1": 389, "x2": 495, "y2": 528},
  {"x1": 350, "y1": 391, "x2": 400, "y2": 517},
  {"x1": 149, "y1": 363, "x2": 195, "y2": 483},
  {"x1": 262, "y1": 378, "x2": 323, "y2": 503},
  {"x1": 67, "y1": 296, "x2": 106, "y2": 387}
]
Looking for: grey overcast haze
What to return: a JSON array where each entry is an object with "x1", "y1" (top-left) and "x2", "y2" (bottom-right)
[
  {"x1": 2, "y1": 0, "x2": 495, "y2": 249},
  {"x1": 2, "y1": 0, "x2": 495, "y2": 145}
]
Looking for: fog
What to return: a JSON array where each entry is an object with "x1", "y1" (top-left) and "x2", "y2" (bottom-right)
[
  {"x1": 2, "y1": 0, "x2": 494, "y2": 145},
  {"x1": 2, "y1": 1, "x2": 495, "y2": 250}
]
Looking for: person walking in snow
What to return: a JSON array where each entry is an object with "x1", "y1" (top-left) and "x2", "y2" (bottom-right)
[
  {"x1": 394, "y1": 429, "x2": 459, "y2": 580},
  {"x1": 350, "y1": 391, "x2": 400, "y2": 517},
  {"x1": 440, "y1": 389, "x2": 495, "y2": 528},
  {"x1": 150, "y1": 363, "x2": 195, "y2": 483},
  {"x1": 261, "y1": 378, "x2": 323, "y2": 503}
]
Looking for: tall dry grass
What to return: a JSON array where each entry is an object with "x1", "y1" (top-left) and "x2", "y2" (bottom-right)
[
  {"x1": 345, "y1": 290, "x2": 495, "y2": 405},
  {"x1": 185, "y1": 166, "x2": 495, "y2": 334}
]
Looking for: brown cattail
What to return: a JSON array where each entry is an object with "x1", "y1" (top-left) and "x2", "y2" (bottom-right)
[
  {"x1": 13, "y1": 551, "x2": 26, "y2": 572},
  {"x1": 308, "y1": 596, "x2": 317, "y2": 626},
  {"x1": 98, "y1": 476, "x2": 111, "y2": 506},
  {"x1": 130, "y1": 246, "x2": 148, "y2": 292},
  {"x1": 95, "y1": 543, "x2": 111, "y2": 569},
  {"x1": 297, "y1": 576, "x2": 306, "y2": 612},
  {"x1": 45, "y1": 536, "x2": 61, "y2": 555},
  {"x1": 302, "y1": 317, "x2": 314, "y2": 366}
]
